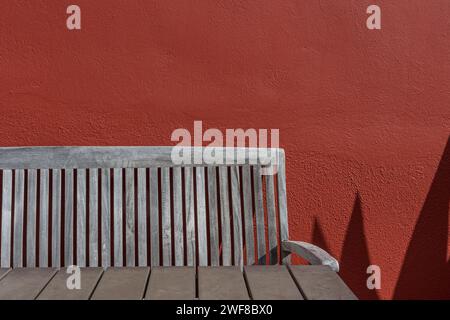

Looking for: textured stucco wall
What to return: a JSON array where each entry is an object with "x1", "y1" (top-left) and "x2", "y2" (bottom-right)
[{"x1": 0, "y1": 1, "x2": 449, "y2": 299}]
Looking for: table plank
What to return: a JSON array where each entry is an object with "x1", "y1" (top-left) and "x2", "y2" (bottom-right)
[
  {"x1": 37, "y1": 267, "x2": 103, "y2": 300},
  {"x1": 288, "y1": 265, "x2": 357, "y2": 300},
  {"x1": 244, "y1": 266, "x2": 304, "y2": 300},
  {"x1": 90, "y1": 267, "x2": 150, "y2": 300},
  {"x1": 0, "y1": 268, "x2": 57, "y2": 300},
  {"x1": 198, "y1": 267, "x2": 249, "y2": 300},
  {"x1": 145, "y1": 267, "x2": 195, "y2": 300}
]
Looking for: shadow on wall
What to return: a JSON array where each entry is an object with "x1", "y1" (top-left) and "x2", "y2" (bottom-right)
[
  {"x1": 313, "y1": 195, "x2": 380, "y2": 300},
  {"x1": 394, "y1": 136, "x2": 450, "y2": 299},
  {"x1": 313, "y1": 136, "x2": 449, "y2": 300}
]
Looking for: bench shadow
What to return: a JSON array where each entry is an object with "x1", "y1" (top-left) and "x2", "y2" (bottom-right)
[{"x1": 394, "y1": 136, "x2": 450, "y2": 299}]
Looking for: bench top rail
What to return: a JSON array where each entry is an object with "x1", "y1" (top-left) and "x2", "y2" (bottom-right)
[{"x1": 0, "y1": 147, "x2": 281, "y2": 169}]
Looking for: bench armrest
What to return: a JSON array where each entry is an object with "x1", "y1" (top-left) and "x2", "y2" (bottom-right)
[{"x1": 281, "y1": 240, "x2": 339, "y2": 272}]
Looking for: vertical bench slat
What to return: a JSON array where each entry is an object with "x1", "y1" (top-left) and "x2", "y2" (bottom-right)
[
  {"x1": 207, "y1": 167, "x2": 219, "y2": 266},
  {"x1": 101, "y1": 169, "x2": 111, "y2": 267},
  {"x1": 39, "y1": 169, "x2": 49, "y2": 267},
  {"x1": 52, "y1": 169, "x2": 62, "y2": 267},
  {"x1": 253, "y1": 166, "x2": 266, "y2": 264},
  {"x1": 172, "y1": 167, "x2": 184, "y2": 266},
  {"x1": 161, "y1": 167, "x2": 171, "y2": 266},
  {"x1": 13, "y1": 169, "x2": 24, "y2": 267},
  {"x1": 137, "y1": 168, "x2": 147, "y2": 266},
  {"x1": 125, "y1": 168, "x2": 135, "y2": 267},
  {"x1": 113, "y1": 168, "x2": 123, "y2": 266},
  {"x1": 1, "y1": 170, "x2": 12, "y2": 268},
  {"x1": 149, "y1": 168, "x2": 159, "y2": 266},
  {"x1": 64, "y1": 169, "x2": 74, "y2": 266},
  {"x1": 76, "y1": 169, "x2": 87, "y2": 267},
  {"x1": 27, "y1": 169, "x2": 37, "y2": 267},
  {"x1": 196, "y1": 167, "x2": 208, "y2": 266},
  {"x1": 241, "y1": 165, "x2": 255, "y2": 265},
  {"x1": 219, "y1": 167, "x2": 231, "y2": 266},
  {"x1": 277, "y1": 151, "x2": 289, "y2": 264},
  {"x1": 89, "y1": 169, "x2": 99, "y2": 267},
  {"x1": 231, "y1": 167, "x2": 243, "y2": 268},
  {"x1": 184, "y1": 167, "x2": 196, "y2": 266},
  {"x1": 265, "y1": 174, "x2": 278, "y2": 264}
]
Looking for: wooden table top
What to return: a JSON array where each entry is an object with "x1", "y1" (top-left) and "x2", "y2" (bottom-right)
[{"x1": 0, "y1": 265, "x2": 357, "y2": 300}]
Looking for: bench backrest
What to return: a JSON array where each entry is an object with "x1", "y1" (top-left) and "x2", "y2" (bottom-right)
[{"x1": 0, "y1": 147, "x2": 288, "y2": 268}]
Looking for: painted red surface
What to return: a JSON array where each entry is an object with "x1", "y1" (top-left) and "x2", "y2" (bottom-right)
[{"x1": 0, "y1": 1, "x2": 449, "y2": 299}]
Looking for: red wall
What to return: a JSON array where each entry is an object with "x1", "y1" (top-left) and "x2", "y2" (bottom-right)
[{"x1": 0, "y1": 1, "x2": 449, "y2": 299}]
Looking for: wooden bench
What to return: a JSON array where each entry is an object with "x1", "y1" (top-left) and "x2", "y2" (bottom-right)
[{"x1": 0, "y1": 147, "x2": 356, "y2": 299}]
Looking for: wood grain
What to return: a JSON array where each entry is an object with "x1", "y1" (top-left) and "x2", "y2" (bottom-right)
[
  {"x1": 89, "y1": 169, "x2": 99, "y2": 267},
  {"x1": 288, "y1": 265, "x2": 357, "y2": 300},
  {"x1": 13, "y1": 169, "x2": 24, "y2": 267},
  {"x1": 27, "y1": 169, "x2": 38, "y2": 267},
  {"x1": 244, "y1": 265, "x2": 303, "y2": 300},
  {"x1": 51, "y1": 169, "x2": 62, "y2": 267},
  {"x1": 149, "y1": 168, "x2": 159, "y2": 266},
  {"x1": 39, "y1": 169, "x2": 50, "y2": 267},
  {"x1": 0, "y1": 147, "x2": 276, "y2": 169},
  {"x1": 1, "y1": 170, "x2": 12, "y2": 268},
  {"x1": 0, "y1": 268, "x2": 57, "y2": 300},
  {"x1": 37, "y1": 267, "x2": 103, "y2": 300},
  {"x1": 198, "y1": 267, "x2": 249, "y2": 300},
  {"x1": 145, "y1": 267, "x2": 195, "y2": 300},
  {"x1": 90, "y1": 267, "x2": 150, "y2": 300},
  {"x1": 172, "y1": 167, "x2": 184, "y2": 266}
]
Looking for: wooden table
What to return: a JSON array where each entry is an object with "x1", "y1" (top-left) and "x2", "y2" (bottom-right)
[{"x1": 0, "y1": 265, "x2": 357, "y2": 300}]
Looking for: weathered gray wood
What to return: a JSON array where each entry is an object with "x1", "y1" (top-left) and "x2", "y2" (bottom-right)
[
  {"x1": 184, "y1": 167, "x2": 196, "y2": 266},
  {"x1": 0, "y1": 268, "x2": 57, "y2": 300},
  {"x1": 207, "y1": 167, "x2": 219, "y2": 266},
  {"x1": 51, "y1": 169, "x2": 62, "y2": 267},
  {"x1": 137, "y1": 168, "x2": 147, "y2": 266},
  {"x1": 76, "y1": 169, "x2": 87, "y2": 267},
  {"x1": 90, "y1": 267, "x2": 150, "y2": 300},
  {"x1": 27, "y1": 169, "x2": 37, "y2": 267},
  {"x1": 241, "y1": 165, "x2": 255, "y2": 265},
  {"x1": 0, "y1": 148, "x2": 289, "y2": 271},
  {"x1": 113, "y1": 168, "x2": 123, "y2": 266},
  {"x1": 0, "y1": 147, "x2": 275, "y2": 169},
  {"x1": 161, "y1": 168, "x2": 171, "y2": 266},
  {"x1": 149, "y1": 168, "x2": 159, "y2": 266},
  {"x1": 1, "y1": 170, "x2": 12, "y2": 268},
  {"x1": 0, "y1": 268, "x2": 11, "y2": 280},
  {"x1": 253, "y1": 166, "x2": 266, "y2": 264},
  {"x1": 218, "y1": 167, "x2": 231, "y2": 266},
  {"x1": 282, "y1": 240, "x2": 339, "y2": 272},
  {"x1": 288, "y1": 265, "x2": 357, "y2": 300},
  {"x1": 89, "y1": 169, "x2": 99, "y2": 267},
  {"x1": 39, "y1": 169, "x2": 49, "y2": 267},
  {"x1": 125, "y1": 168, "x2": 135, "y2": 267},
  {"x1": 172, "y1": 167, "x2": 183, "y2": 266},
  {"x1": 198, "y1": 267, "x2": 249, "y2": 300},
  {"x1": 231, "y1": 167, "x2": 243, "y2": 268},
  {"x1": 265, "y1": 174, "x2": 278, "y2": 264},
  {"x1": 244, "y1": 265, "x2": 303, "y2": 300},
  {"x1": 64, "y1": 169, "x2": 74, "y2": 266},
  {"x1": 145, "y1": 267, "x2": 195, "y2": 300},
  {"x1": 37, "y1": 267, "x2": 103, "y2": 300},
  {"x1": 13, "y1": 169, "x2": 24, "y2": 267},
  {"x1": 277, "y1": 150, "x2": 289, "y2": 264},
  {"x1": 101, "y1": 168, "x2": 111, "y2": 267},
  {"x1": 196, "y1": 167, "x2": 208, "y2": 266}
]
